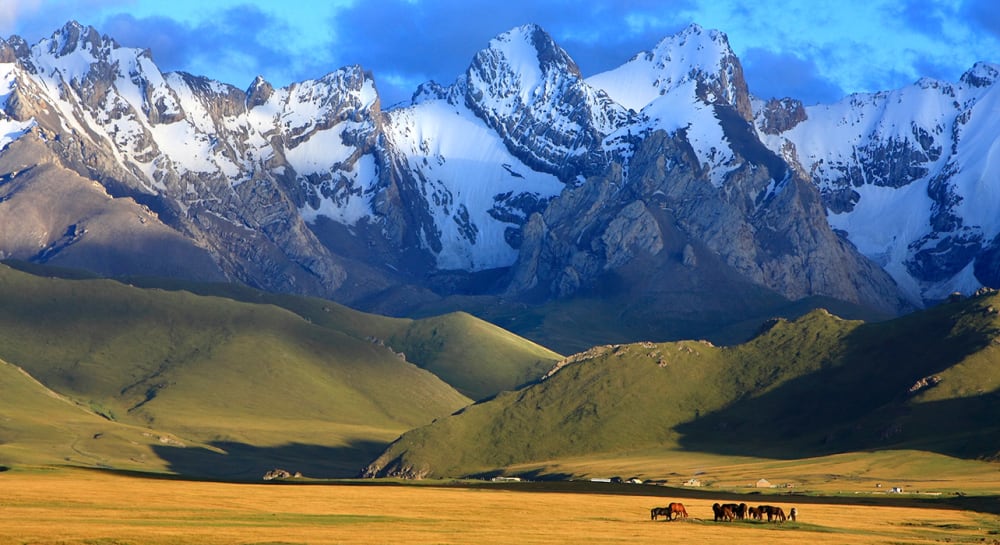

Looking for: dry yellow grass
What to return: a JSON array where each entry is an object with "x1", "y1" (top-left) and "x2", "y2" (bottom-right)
[{"x1": 1, "y1": 468, "x2": 997, "y2": 545}]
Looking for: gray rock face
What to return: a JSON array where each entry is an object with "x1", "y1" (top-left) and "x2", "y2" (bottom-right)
[
  {"x1": 757, "y1": 98, "x2": 807, "y2": 135},
  {"x1": 508, "y1": 125, "x2": 908, "y2": 313}
]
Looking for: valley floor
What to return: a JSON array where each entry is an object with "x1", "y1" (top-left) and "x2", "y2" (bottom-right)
[{"x1": 1, "y1": 467, "x2": 997, "y2": 545}]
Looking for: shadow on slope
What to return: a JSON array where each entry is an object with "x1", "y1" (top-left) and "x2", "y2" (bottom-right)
[
  {"x1": 676, "y1": 297, "x2": 1000, "y2": 460},
  {"x1": 152, "y1": 439, "x2": 388, "y2": 481}
]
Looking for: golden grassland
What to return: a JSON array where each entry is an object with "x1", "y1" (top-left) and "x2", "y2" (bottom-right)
[
  {"x1": 508, "y1": 448, "x2": 1000, "y2": 494},
  {"x1": 1, "y1": 467, "x2": 998, "y2": 545}
]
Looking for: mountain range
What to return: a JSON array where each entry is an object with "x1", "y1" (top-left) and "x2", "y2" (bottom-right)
[{"x1": 4, "y1": 21, "x2": 999, "y2": 348}]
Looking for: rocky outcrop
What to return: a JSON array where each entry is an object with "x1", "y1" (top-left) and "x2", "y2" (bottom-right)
[
  {"x1": 508, "y1": 125, "x2": 908, "y2": 314},
  {"x1": 757, "y1": 98, "x2": 807, "y2": 135},
  {"x1": 464, "y1": 24, "x2": 633, "y2": 183}
]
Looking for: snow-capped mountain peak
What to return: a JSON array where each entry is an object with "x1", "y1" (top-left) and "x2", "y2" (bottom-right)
[
  {"x1": 2, "y1": 19, "x2": 996, "y2": 314},
  {"x1": 587, "y1": 23, "x2": 750, "y2": 119},
  {"x1": 960, "y1": 61, "x2": 1000, "y2": 88}
]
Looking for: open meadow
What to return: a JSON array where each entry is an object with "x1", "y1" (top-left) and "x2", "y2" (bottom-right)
[{"x1": 1, "y1": 468, "x2": 997, "y2": 545}]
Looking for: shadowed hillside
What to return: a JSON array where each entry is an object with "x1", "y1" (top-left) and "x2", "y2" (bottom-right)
[{"x1": 364, "y1": 293, "x2": 1000, "y2": 479}]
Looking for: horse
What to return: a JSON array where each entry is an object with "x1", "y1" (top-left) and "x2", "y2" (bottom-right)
[
  {"x1": 721, "y1": 503, "x2": 740, "y2": 518},
  {"x1": 747, "y1": 506, "x2": 761, "y2": 520},
  {"x1": 712, "y1": 503, "x2": 735, "y2": 522},
  {"x1": 650, "y1": 507, "x2": 671, "y2": 520},
  {"x1": 758, "y1": 505, "x2": 775, "y2": 522},
  {"x1": 772, "y1": 506, "x2": 787, "y2": 523},
  {"x1": 789, "y1": 507, "x2": 797, "y2": 521},
  {"x1": 667, "y1": 502, "x2": 688, "y2": 520},
  {"x1": 736, "y1": 502, "x2": 747, "y2": 520}
]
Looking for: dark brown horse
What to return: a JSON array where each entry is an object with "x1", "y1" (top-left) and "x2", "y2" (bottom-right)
[
  {"x1": 772, "y1": 506, "x2": 787, "y2": 523},
  {"x1": 713, "y1": 503, "x2": 735, "y2": 522},
  {"x1": 789, "y1": 507, "x2": 797, "y2": 521},
  {"x1": 736, "y1": 502, "x2": 747, "y2": 520},
  {"x1": 650, "y1": 506, "x2": 670, "y2": 520},
  {"x1": 748, "y1": 506, "x2": 761, "y2": 520}
]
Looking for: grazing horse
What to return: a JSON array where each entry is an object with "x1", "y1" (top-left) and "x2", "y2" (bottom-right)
[
  {"x1": 772, "y1": 506, "x2": 787, "y2": 523},
  {"x1": 789, "y1": 507, "x2": 797, "y2": 522},
  {"x1": 736, "y1": 502, "x2": 747, "y2": 520},
  {"x1": 713, "y1": 502, "x2": 736, "y2": 522},
  {"x1": 758, "y1": 505, "x2": 775, "y2": 522},
  {"x1": 650, "y1": 507, "x2": 671, "y2": 520},
  {"x1": 667, "y1": 502, "x2": 688, "y2": 520},
  {"x1": 748, "y1": 506, "x2": 761, "y2": 520},
  {"x1": 721, "y1": 503, "x2": 740, "y2": 519}
]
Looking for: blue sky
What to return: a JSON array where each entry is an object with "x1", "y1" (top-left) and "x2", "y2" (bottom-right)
[{"x1": 3, "y1": 0, "x2": 999, "y2": 107}]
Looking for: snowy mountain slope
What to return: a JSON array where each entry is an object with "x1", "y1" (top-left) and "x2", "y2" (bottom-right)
[
  {"x1": 386, "y1": 84, "x2": 563, "y2": 270},
  {"x1": 756, "y1": 62, "x2": 1000, "y2": 304},
  {"x1": 464, "y1": 24, "x2": 634, "y2": 184},
  {"x1": 5, "y1": 18, "x2": 989, "y2": 323}
]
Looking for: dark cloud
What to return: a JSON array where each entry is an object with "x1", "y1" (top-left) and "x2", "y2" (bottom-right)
[
  {"x1": 963, "y1": 0, "x2": 1000, "y2": 37},
  {"x1": 328, "y1": 0, "x2": 696, "y2": 104},
  {"x1": 100, "y1": 5, "x2": 333, "y2": 90},
  {"x1": 741, "y1": 48, "x2": 845, "y2": 104}
]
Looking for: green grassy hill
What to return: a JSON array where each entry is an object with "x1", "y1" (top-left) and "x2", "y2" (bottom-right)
[
  {"x1": 363, "y1": 293, "x2": 1000, "y2": 479},
  {"x1": 2, "y1": 260, "x2": 562, "y2": 400},
  {"x1": 0, "y1": 264, "x2": 490, "y2": 477},
  {"x1": 0, "y1": 355, "x2": 213, "y2": 472}
]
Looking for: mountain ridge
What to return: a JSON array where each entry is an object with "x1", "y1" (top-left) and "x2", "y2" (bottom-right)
[{"x1": 1, "y1": 20, "x2": 998, "y2": 346}]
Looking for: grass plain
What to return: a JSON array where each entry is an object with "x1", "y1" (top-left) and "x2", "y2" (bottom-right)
[{"x1": 0, "y1": 467, "x2": 997, "y2": 545}]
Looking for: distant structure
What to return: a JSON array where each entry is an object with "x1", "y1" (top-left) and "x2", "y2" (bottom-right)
[
  {"x1": 683, "y1": 478, "x2": 702, "y2": 487},
  {"x1": 755, "y1": 478, "x2": 773, "y2": 488}
]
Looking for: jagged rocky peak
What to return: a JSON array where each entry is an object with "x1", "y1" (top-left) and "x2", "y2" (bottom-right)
[
  {"x1": 46, "y1": 20, "x2": 113, "y2": 59},
  {"x1": 588, "y1": 23, "x2": 752, "y2": 119},
  {"x1": 471, "y1": 24, "x2": 582, "y2": 82},
  {"x1": 463, "y1": 24, "x2": 631, "y2": 182},
  {"x1": 246, "y1": 75, "x2": 274, "y2": 109},
  {"x1": 960, "y1": 62, "x2": 1000, "y2": 88},
  {"x1": 756, "y1": 97, "x2": 807, "y2": 134},
  {"x1": 289, "y1": 65, "x2": 381, "y2": 118},
  {"x1": 0, "y1": 36, "x2": 30, "y2": 63}
]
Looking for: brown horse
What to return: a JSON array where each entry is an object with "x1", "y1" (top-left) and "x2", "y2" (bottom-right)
[
  {"x1": 651, "y1": 502, "x2": 687, "y2": 521},
  {"x1": 789, "y1": 507, "x2": 797, "y2": 521},
  {"x1": 772, "y1": 506, "x2": 787, "y2": 523},
  {"x1": 721, "y1": 503, "x2": 740, "y2": 518},
  {"x1": 748, "y1": 506, "x2": 761, "y2": 520},
  {"x1": 736, "y1": 502, "x2": 747, "y2": 520},
  {"x1": 712, "y1": 503, "x2": 735, "y2": 522},
  {"x1": 667, "y1": 502, "x2": 688, "y2": 520}
]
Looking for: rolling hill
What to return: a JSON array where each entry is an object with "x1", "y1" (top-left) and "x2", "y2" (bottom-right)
[
  {"x1": 363, "y1": 291, "x2": 1000, "y2": 479},
  {"x1": 0, "y1": 263, "x2": 559, "y2": 477}
]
